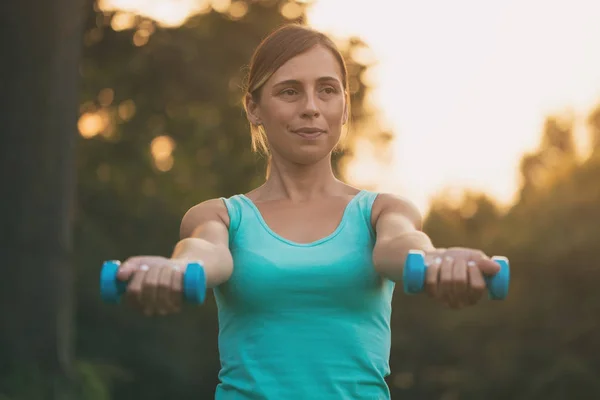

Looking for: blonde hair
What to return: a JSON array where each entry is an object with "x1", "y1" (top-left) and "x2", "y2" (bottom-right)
[{"x1": 243, "y1": 24, "x2": 351, "y2": 159}]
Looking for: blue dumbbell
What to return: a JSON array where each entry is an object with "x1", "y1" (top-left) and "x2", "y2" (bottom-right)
[
  {"x1": 99, "y1": 260, "x2": 207, "y2": 304},
  {"x1": 402, "y1": 250, "x2": 510, "y2": 300}
]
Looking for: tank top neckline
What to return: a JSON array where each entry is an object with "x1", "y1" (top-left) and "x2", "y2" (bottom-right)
[{"x1": 238, "y1": 190, "x2": 367, "y2": 248}]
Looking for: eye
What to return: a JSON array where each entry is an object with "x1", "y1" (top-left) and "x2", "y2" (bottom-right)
[
  {"x1": 321, "y1": 86, "x2": 337, "y2": 95},
  {"x1": 280, "y1": 88, "x2": 298, "y2": 96}
]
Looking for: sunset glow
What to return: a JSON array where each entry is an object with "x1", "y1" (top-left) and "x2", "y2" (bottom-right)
[{"x1": 91, "y1": 0, "x2": 600, "y2": 212}]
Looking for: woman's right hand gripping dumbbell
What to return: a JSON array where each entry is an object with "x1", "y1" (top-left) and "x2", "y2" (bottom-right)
[
  {"x1": 117, "y1": 257, "x2": 191, "y2": 316},
  {"x1": 116, "y1": 199, "x2": 234, "y2": 316}
]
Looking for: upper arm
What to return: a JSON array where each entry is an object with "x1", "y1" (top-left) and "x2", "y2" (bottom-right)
[
  {"x1": 371, "y1": 193, "x2": 423, "y2": 241},
  {"x1": 180, "y1": 198, "x2": 231, "y2": 246}
]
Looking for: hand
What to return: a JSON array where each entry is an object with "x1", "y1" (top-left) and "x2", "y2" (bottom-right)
[
  {"x1": 423, "y1": 247, "x2": 501, "y2": 309},
  {"x1": 117, "y1": 256, "x2": 188, "y2": 316}
]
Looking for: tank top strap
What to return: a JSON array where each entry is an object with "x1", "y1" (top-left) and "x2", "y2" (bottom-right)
[
  {"x1": 349, "y1": 190, "x2": 380, "y2": 241},
  {"x1": 220, "y1": 194, "x2": 246, "y2": 245}
]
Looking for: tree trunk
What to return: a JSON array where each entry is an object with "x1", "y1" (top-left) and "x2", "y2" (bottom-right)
[{"x1": 0, "y1": 0, "x2": 87, "y2": 397}]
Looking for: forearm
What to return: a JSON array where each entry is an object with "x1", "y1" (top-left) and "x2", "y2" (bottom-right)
[
  {"x1": 373, "y1": 230, "x2": 435, "y2": 282},
  {"x1": 171, "y1": 237, "x2": 233, "y2": 288}
]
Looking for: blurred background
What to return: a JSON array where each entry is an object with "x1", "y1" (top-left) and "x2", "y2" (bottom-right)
[{"x1": 1, "y1": 0, "x2": 600, "y2": 399}]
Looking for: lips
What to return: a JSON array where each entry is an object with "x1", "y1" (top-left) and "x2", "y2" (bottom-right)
[{"x1": 292, "y1": 127, "x2": 325, "y2": 139}]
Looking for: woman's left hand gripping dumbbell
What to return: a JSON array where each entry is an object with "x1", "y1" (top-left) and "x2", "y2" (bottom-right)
[{"x1": 422, "y1": 247, "x2": 502, "y2": 308}]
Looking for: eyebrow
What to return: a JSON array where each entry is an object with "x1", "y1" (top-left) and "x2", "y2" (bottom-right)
[{"x1": 272, "y1": 76, "x2": 341, "y2": 87}]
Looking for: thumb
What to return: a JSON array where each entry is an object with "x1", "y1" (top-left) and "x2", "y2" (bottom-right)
[{"x1": 476, "y1": 258, "x2": 501, "y2": 276}]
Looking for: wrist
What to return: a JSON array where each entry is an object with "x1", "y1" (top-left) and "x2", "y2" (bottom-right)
[
  {"x1": 373, "y1": 231, "x2": 435, "y2": 282},
  {"x1": 403, "y1": 231, "x2": 435, "y2": 253}
]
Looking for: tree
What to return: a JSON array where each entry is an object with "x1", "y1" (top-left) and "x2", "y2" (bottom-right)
[
  {"x1": 404, "y1": 103, "x2": 600, "y2": 400},
  {"x1": 72, "y1": 1, "x2": 391, "y2": 398},
  {"x1": 587, "y1": 104, "x2": 600, "y2": 155},
  {"x1": 0, "y1": 0, "x2": 87, "y2": 398},
  {"x1": 518, "y1": 114, "x2": 577, "y2": 203}
]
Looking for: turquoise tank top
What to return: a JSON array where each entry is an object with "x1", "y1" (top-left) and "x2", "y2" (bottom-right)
[{"x1": 213, "y1": 190, "x2": 395, "y2": 400}]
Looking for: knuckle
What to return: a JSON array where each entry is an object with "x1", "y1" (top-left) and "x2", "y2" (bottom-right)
[
  {"x1": 125, "y1": 256, "x2": 143, "y2": 266},
  {"x1": 127, "y1": 286, "x2": 141, "y2": 295},
  {"x1": 455, "y1": 278, "x2": 468, "y2": 288},
  {"x1": 144, "y1": 281, "x2": 158, "y2": 291},
  {"x1": 170, "y1": 286, "x2": 182, "y2": 294},
  {"x1": 471, "y1": 287, "x2": 484, "y2": 297}
]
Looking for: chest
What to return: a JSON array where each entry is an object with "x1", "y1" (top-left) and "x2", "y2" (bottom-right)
[
  {"x1": 223, "y1": 243, "x2": 384, "y2": 313},
  {"x1": 252, "y1": 198, "x2": 351, "y2": 244}
]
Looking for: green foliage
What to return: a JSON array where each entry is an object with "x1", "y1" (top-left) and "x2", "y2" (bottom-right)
[
  {"x1": 0, "y1": 361, "x2": 123, "y2": 400},
  {"x1": 69, "y1": 1, "x2": 600, "y2": 399},
  {"x1": 409, "y1": 109, "x2": 600, "y2": 399},
  {"x1": 74, "y1": 1, "x2": 388, "y2": 399}
]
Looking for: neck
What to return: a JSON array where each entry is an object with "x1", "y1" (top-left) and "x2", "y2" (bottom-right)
[{"x1": 260, "y1": 153, "x2": 341, "y2": 202}]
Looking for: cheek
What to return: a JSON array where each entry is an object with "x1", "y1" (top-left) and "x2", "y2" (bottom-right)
[
  {"x1": 262, "y1": 100, "x2": 295, "y2": 127},
  {"x1": 325, "y1": 100, "x2": 346, "y2": 126}
]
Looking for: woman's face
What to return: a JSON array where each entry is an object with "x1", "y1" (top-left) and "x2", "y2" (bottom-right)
[{"x1": 247, "y1": 45, "x2": 348, "y2": 165}]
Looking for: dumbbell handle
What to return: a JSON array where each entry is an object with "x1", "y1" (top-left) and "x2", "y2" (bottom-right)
[
  {"x1": 402, "y1": 250, "x2": 510, "y2": 300},
  {"x1": 99, "y1": 260, "x2": 206, "y2": 304}
]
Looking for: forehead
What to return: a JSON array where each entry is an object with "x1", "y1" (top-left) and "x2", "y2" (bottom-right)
[{"x1": 268, "y1": 45, "x2": 343, "y2": 84}]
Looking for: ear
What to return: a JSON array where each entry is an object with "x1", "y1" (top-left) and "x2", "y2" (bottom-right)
[
  {"x1": 342, "y1": 99, "x2": 349, "y2": 125},
  {"x1": 245, "y1": 94, "x2": 262, "y2": 126}
]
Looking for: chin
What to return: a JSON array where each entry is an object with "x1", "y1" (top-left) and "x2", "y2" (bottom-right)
[{"x1": 289, "y1": 147, "x2": 333, "y2": 165}]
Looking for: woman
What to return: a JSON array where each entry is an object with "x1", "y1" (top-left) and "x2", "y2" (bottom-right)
[{"x1": 117, "y1": 24, "x2": 501, "y2": 400}]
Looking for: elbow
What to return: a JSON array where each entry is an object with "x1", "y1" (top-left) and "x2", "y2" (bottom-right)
[
  {"x1": 206, "y1": 250, "x2": 233, "y2": 289},
  {"x1": 219, "y1": 250, "x2": 234, "y2": 279}
]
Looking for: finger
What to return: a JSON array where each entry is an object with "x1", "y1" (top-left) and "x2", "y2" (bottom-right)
[
  {"x1": 452, "y1": 257, "x2": 468, "y2": 307},
  {"x1": 439, "y1": 255, "x2": 455, "y2": 306},
  {"x1": 156, "y1": 266, "x2": 173, "y2": 315},
  {"x1": 126, "y1": 264, "x2": 149, "y2": 310},
  {"x1": 118, "y1": 259, "x2": 138, "y2": 281},
  {"x1": 467, "y1": 260, "x2": 486, "y2": 304},
  {"x1": 141, "y1": 265, "x2": 161, "y2": 316},
  {"x1": 170, "y1": 265, "x2": 184, "y2": 312},
  {"x1": 425, "y1": 256, "x2": 442, "y2": 298},
  {"x1": 476, "y1": 258, "x2": 502, "y2": 276},
  {"x1": 117, "y1": 256, "x2": 163, "y2": 281}
]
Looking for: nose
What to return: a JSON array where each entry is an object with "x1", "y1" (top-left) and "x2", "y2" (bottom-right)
[{"x1": 301, "y1": 92, "x2": 320, "y2": 119}]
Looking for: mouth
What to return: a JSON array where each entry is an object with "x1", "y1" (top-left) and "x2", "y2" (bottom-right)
[{"x1": 292, "y1": 128, "x2": 326, "y2": 139}]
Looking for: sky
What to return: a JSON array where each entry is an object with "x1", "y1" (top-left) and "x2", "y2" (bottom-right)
[
  {"x1": 307, "y1": 0, "x2": 600, "y2": 212},
  {"x1": 98, "y1": 0, "x2": 600, "y2": 212}
]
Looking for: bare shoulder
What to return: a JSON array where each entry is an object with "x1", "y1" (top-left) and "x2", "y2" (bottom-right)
[
  {"x1": 371, "y1": 192, "x2": 423, "y2": 230},
  {"x1": 180, "y1": 198, "x2": 230, "y2": 239}
]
